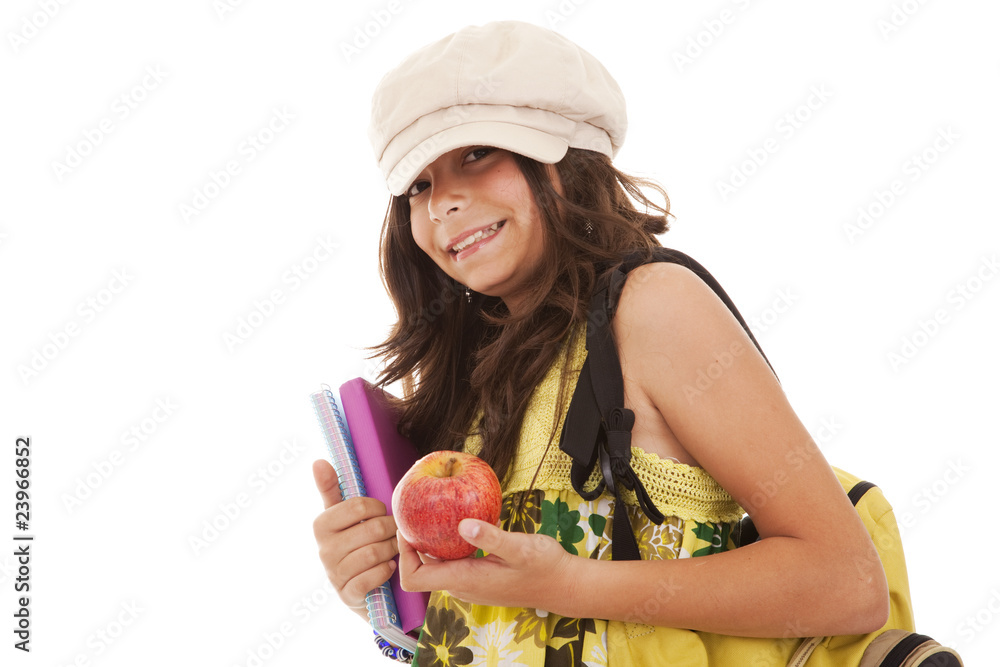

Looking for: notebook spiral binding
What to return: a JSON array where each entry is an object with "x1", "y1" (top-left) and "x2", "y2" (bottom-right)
[{"x1": 310, "y1": 385, "x2": 415, "y2": 653}]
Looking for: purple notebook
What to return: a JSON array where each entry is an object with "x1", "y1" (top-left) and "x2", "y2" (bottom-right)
[{"x1": 338, "y1": 378, "x2": 429, "y2": 636}]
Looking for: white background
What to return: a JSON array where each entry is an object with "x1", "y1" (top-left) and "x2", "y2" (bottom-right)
[{"x1": 2, "y1": 0, "x2": 998, "y2": 665}]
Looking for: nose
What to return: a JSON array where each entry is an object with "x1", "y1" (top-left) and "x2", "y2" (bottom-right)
[{"x1": 427, "y1": 174, "x2": 468, "y2": 224}]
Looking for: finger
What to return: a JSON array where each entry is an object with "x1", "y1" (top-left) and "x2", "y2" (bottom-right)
[
  {"x1": 392, "y1": 529, "x2": 438, "y2": 565},
  {"x1": 315, "y1": 496, "x2": 389, "y2": 534},
  {"x1": 340, "y1": 558, "x2": 398, "y2": 607},
  {"x1": 417, "y1": 551, "x2": 439, "y2": 565},
  {"x1": 333, "y1": 537, "x2": 400, "y2": 590},
  {"x1": 315, "y1": 510, "x2": 395, "y2": 552},
  {"x1": 396, "y1": 530, "x2": 432, "y2": 592},
  {"x1": 458, "y1": 518, "x2": 522, "y2": 562},
  {"x1": 312, "y1": 459, "x2": 342, "y2": 510},
  {"x1": 396, "y1": 530, "x2": 484, "y2": 596}
]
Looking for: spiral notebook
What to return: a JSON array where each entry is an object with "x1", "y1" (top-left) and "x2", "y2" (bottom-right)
[{"x1": 310, "y1": 378, "x2": 428, "y2": 652}]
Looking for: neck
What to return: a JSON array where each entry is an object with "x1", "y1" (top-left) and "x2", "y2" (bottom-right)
[{"x1": 501, "y1": 291, "x2": 533, "y2": 318}]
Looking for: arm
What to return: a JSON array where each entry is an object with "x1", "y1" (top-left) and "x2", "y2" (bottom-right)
[
  {"x1": 398, "y1": 263, "x2": 889, "y2": 637},
  {"x1": 594, "y1": 262, "x2": 889, "y2": 635}
]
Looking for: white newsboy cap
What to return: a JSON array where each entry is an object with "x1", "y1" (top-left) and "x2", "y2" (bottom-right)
[{"x1": 368, "y1": 21, "x2": 627, "y2": 196}]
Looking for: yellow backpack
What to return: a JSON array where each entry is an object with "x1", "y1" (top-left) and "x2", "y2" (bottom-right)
[
  {"x1": 730, "y1": 467, "x2": 961, "y2": 666},
  {"x1": 560, "y1": 247, "x2": 964, "y2": 666}
]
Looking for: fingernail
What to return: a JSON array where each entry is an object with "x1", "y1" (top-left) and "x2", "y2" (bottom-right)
[{"x1": 459, "y1": 519, "x2": 480, "y2": 539}]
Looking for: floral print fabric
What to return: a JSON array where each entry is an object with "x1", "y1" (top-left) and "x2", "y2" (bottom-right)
[{"x1": 410, "y1": 488, "x2": 739, "y2": 666}]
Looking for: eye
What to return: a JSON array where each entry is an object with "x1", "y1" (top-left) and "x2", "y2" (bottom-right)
[
  {"x1": 463, "y1": 146, "x2": 496, "y2": 163},
  {"x1": 406, "y1": 180, "x2": 429, "y2": 198}
]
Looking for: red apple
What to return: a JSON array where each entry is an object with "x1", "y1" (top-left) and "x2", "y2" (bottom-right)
[{"x1": 391, "y1": 451, "x2": 502, "y2": 560}]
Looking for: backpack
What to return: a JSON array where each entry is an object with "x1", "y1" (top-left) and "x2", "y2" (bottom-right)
[{"x1": 558, "y1": 247, "x2": 963, "y2": 667}]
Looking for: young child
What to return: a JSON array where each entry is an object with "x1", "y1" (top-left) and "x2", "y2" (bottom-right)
[{"x1": 313, "y1": 21, "x2": 889, "y2": 666}]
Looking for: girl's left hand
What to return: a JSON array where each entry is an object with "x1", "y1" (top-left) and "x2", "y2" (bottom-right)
[{"x1": 397, "y1": 519, "x2": 576, "y2": 611}]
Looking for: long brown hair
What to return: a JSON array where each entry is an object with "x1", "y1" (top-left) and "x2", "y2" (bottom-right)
[{"x1": 372, "y1": 148, "x2": 671, "y2": 484}]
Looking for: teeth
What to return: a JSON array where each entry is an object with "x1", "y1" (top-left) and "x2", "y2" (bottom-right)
[{"x1": 452, "y1": 222, "x2": 500, "y2": 253}]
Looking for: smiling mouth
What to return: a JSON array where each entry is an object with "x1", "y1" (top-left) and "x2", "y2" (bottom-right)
[{"x1": 449, "y1": 220, "x2": 506, "y2": 254}]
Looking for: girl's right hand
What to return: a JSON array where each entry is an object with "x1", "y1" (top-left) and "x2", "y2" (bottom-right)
[{"x1": 311, "y1": 459, "x2": 399, "y2": 617}]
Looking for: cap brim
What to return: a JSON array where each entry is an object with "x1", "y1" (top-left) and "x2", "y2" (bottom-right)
[{"x1": 385, "y1": 121, "x2": 569, "y2": 196}]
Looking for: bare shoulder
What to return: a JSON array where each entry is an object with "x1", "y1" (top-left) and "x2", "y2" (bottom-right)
[
  {"x1": 613, "y1": 259, "x2": 778, "y2": 418},
  {"x1": 612, "y1": 261, "x2": 746, "y2": 354},
  {"x1": 611, "y1": 261, "x2": 765, "y2": 466},
  {"x1": 612, "y1": 261, "x2": 849, "y2": 535},
  {"x1": 618, "y1": 261, "x2": 720, "y2": 309}
]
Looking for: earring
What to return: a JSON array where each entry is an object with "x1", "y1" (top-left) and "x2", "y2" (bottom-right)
[
  {"x1": 585, "y1": 221, "x2": 594, "y2": 237},
  {"x1": 465, "y1": 286, "x2": 472, "y2": 303}
]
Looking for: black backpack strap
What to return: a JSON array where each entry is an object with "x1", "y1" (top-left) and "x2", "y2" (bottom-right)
[
  {"x1": 588, "y1": 279, "x2": 663, "y2": 561},
  {"x1": 560, "y1": 247, "x2": 776, "y2": 560},
  {"x1": 847, "y1": 480, "x2": 877, "y2": 506}
]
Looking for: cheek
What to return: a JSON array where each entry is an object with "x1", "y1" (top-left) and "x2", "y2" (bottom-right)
[
  {"x1": 518, "y1": 193, "x2": 548, "y2": 250},
  {"x1": 409, "y1": 214, "x2": 460, "y2": 280},
  {"x1": 409, "y1": 214, "x2": 435, "y2": 256}
]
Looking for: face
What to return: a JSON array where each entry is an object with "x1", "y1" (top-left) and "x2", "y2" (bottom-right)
[{"x1": 406, "y1": 147, "x2": 548, "y2": 313}]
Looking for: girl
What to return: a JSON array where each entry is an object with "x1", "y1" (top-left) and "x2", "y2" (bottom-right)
[{"x1": 313, "y1": 21, "x2": 889, "y2": 666}]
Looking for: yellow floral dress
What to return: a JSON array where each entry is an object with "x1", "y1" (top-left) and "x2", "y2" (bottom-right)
[{"x1": 410, "y1": 328, "x2": 796, "y2": 667}]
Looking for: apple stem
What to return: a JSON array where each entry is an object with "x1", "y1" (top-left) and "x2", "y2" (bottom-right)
[{"x1": 445, "y1": 456, "x2": 457, "y2": 477}]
